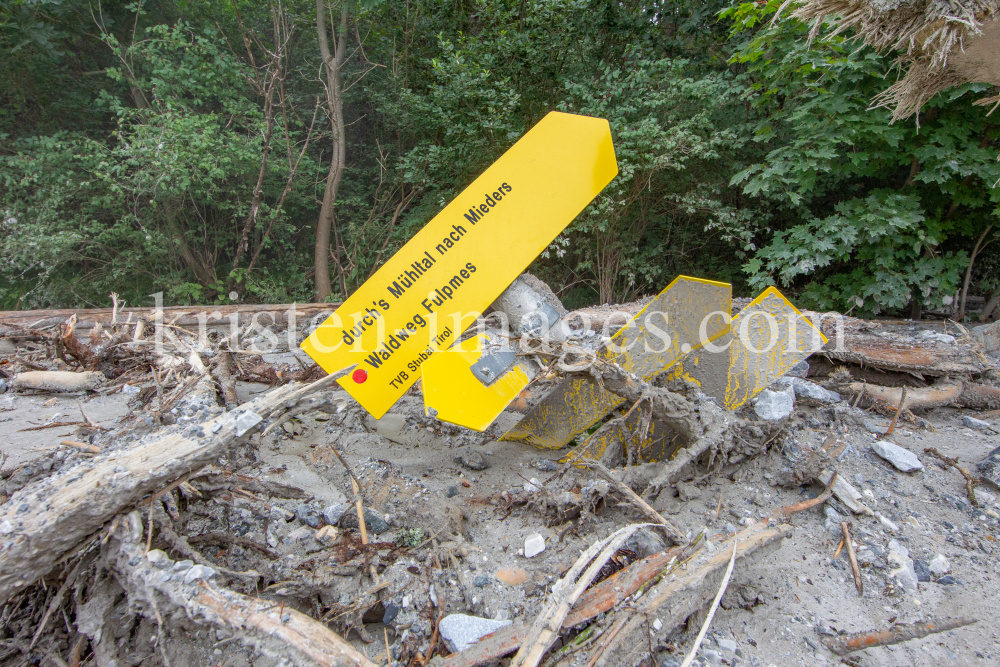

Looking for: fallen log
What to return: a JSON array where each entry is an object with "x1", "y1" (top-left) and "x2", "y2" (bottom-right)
[
  {"x1": 11, "y1": 370, "x2": 104, "y2": 392},
  {"x1": 0, "y1": 373, "x2": 346, "y2": 603},
  {"x1": 0, "y1": 302, "x2": 339, "y2": 333},
  {"x1": 105, "y1": 510, "x2": 376, "y2": 667},
  {"x1": 814, "y1": 315, "x2": 991, "y2": 376},
  {"x1": 844, "y1": 380, "x2": 1000, "y2": 411}
]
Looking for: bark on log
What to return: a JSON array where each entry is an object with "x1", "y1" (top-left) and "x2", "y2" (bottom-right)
[
  {"x1": 0, "y1": 375, "x2": 343, "y2": 603},
  {"x1": 107, "y1": 511, "x2": 376, "y2": 667},
  {"x1": 845, "y1": 380, "x2": 1000, "y2": 411},
  {"x1": 814, "y1": 314, "x2": 991, "y2": 376}
]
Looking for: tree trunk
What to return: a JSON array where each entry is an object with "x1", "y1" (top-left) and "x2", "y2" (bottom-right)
[
  {"x1": 314, "y1": 0, "x2": 350, "y2": 302},
  {"x1": 166, "y1": 211, "x2": 214, "y2": 287}
]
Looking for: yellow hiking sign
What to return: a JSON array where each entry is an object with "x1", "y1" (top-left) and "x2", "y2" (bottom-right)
[{"x1": 301, "y1": 112, "x2": 618, "y2": 418}]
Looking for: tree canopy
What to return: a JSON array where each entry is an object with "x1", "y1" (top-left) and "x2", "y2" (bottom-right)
[{"x1": 1, "y1": 0, "x2": 997, "y2": 319}]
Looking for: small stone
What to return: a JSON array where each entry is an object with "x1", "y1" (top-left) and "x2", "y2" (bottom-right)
[
  {"x1": 339, "y1": 508, "x2": 390, "y2": 534},
  {"x1": 286, "y1": 526, "x2": 313, "y2": 542},
  {"x1": 172, "y1": 559, "x2": 194, "y2": 571},
  {"x1": 524, "y1": 533, "x2": 546, "y2": 558},
  {"x1": 816, "y1": 622, "x2": 836, "y2": 637},
  {"x1": 146, "y1": 549, "x2": 167, "y2": 564},
  {"x1": 446, "y1": 486, "x2": 459, "y2": 498},
  {"x1": 962, "y1": 415, "x2": 995, "y2": 432},
  {"x1": 234, "y1": 410, "x2": 263, "y2": 437},
  {"x1": 183, "y1": 564, "x2": 215, "y2": 584},
  {"x1": 495, "y1": 568, "x2": 529, "y2": 585},
  {"x1": 439, "y1": 614, "x2": 512, "y2": 653},
  {"x1": 382, "y1": 602, "x2": 400, "y2": 624},
  {"x1": 296, "y1": 504, "x2": 321, "y2": 528},
  {"x1": 702, "y1": 649, "x2": 722, "y2": 666},
  {"x1": 0, "y1": 520, "x2": 14, "y2": 535},
  {"x1": 753, "y1": 388, "x2": 794, "y2": 421},
  {"x1": 929, "y1": 554, "x2": 950, "y2": 575},
  {"x1": 534, "y1": 459, "x2": 558, "y2": 472},
  {"x1": 877, "y1": 513, "x2": 899, "y2": 532},
  {"x1": 913, "y1": 559, "x2": 931, "y2": 583},
  {"x1": 454, "y1": 448, "x2": 489, "y2": 471},
  {"x1": 524, "y1": 478, "x2": 542, "y2": 492},
  {"x1": 786, "y1": 360, "x2": 810, "y2": 378},
  {"x1": 652, "y1": 618, "x2": 663, "y2": 631},
  {"x1": 323, "y1": 503, "x2": 348, "y2": 526},
  {"x1": 315, "y1": 525, "x2": 339, "y2": 545},
  {"x1": 718, "y1": 638, "x2": 737, "y2": 652},
  {"x1": 887, "y1": 542, "x2": 918, "y2": 593},
  {"x1": 936, "y1": 575, "x2": 962, "y2": 586},
  {"x1": 788, "y1": 378, "x2": 841, "y2": 404},
  {"x1": 870, "y1": 441, "x2": 923, "y2": 472},
  {"x1": 473, "y1": 575, "x2": 489, "y2": 587}
]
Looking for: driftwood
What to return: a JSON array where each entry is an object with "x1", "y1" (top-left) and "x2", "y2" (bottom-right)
[
  {"x1": 591, "y1": 522, "x2": 791, "y2": 667},
  {"x1": 0, "y1": 373, "x2": 345, "y2": 603},
  {"x1": 0, "y1": 302, "x2": 339, "y2": 333},
  {"x1": 823, "y1": 617, "x2": 978, "y2": 656},
  {"x1": 106, "y1": 511, "x2": 376, "y2": 667},
  {"x1": 845, "y1": 380, "x2": 1000, "y2": 411},
  {"x1": 11, "y1": 370, "x2": 104, "y2": 392},
  {"x1": 440, "y1": 548, "x2": 687, "y2": 667},
  {"x1": 509, "y1": 524, "x2": 652, "y2": 667},
  {"x1": 440, "y1": 522, "x2": 791, "y2": 667},
  {"x1": 816, "y1": 315, "x2": 991, "y2": 376}
]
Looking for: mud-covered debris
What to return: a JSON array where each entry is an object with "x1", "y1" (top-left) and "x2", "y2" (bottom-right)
[{"x1": 454, "y1": 447, "x2": 489, "y2": 470}]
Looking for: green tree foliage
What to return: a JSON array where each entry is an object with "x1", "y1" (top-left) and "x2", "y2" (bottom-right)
[
  {"x1": 722, "y1": 0, "x2": 1000, "y2": 316},
  {"x1": 1, "y1": 0, "x2": 997, "y2": 317}
]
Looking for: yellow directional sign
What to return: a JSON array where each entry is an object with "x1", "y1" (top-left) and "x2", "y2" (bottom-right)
[
  {"x1": 421, "y1": 335, "x2": 532, "y2": 431},
  {"x1": 676, "y1": 286, "x2": 827, "y2": 409},
  {"x1": 301, "y1": 112, "x2": 618, "y2": 418},
  {"x1": 501, "y1": 276, "x2": 731, "y2": 448}
]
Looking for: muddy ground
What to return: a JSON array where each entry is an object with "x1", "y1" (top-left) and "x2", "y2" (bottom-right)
[{"x1": 2, "y1": 357, "x2": 997, "y2": 667}]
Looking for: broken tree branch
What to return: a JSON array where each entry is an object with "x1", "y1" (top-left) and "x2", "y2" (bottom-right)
[
  {"x1": 585, "y1": 462, "x2": 687, "y2": 545},
  {"x1": 678, "y1": 538, "x2": 737, "y2": 667},
  {"x1": 509, "y1": 524, "x2": 653, "y2": 667},
  {"x1": 824, "y1": 617, "x2": 978, "y2": 655},
  {"x1": 924, "y1": 448, "x2": 981, "y2": 508},
  {"x1": 0, "y1": 377, "x2": 345, "y2": 603},
  {"x1": 107, "y1": 511, "x2": 377, "y2": 667},
  {"x1": 593, "y1": 521, "x2": 792, "y2": 667},
  {"x1": 841, "y1": 522, "x2": 863, "y2": 597}
]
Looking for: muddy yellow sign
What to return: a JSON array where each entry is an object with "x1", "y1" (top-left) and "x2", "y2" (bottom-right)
[{"x1": 301, "y1": 112, "x2": 618, "y2": 418}]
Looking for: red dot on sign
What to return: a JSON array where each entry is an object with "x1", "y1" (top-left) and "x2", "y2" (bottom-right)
[{"x1": 352, "y1": 369, "x2": 368, "y2": 384}]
